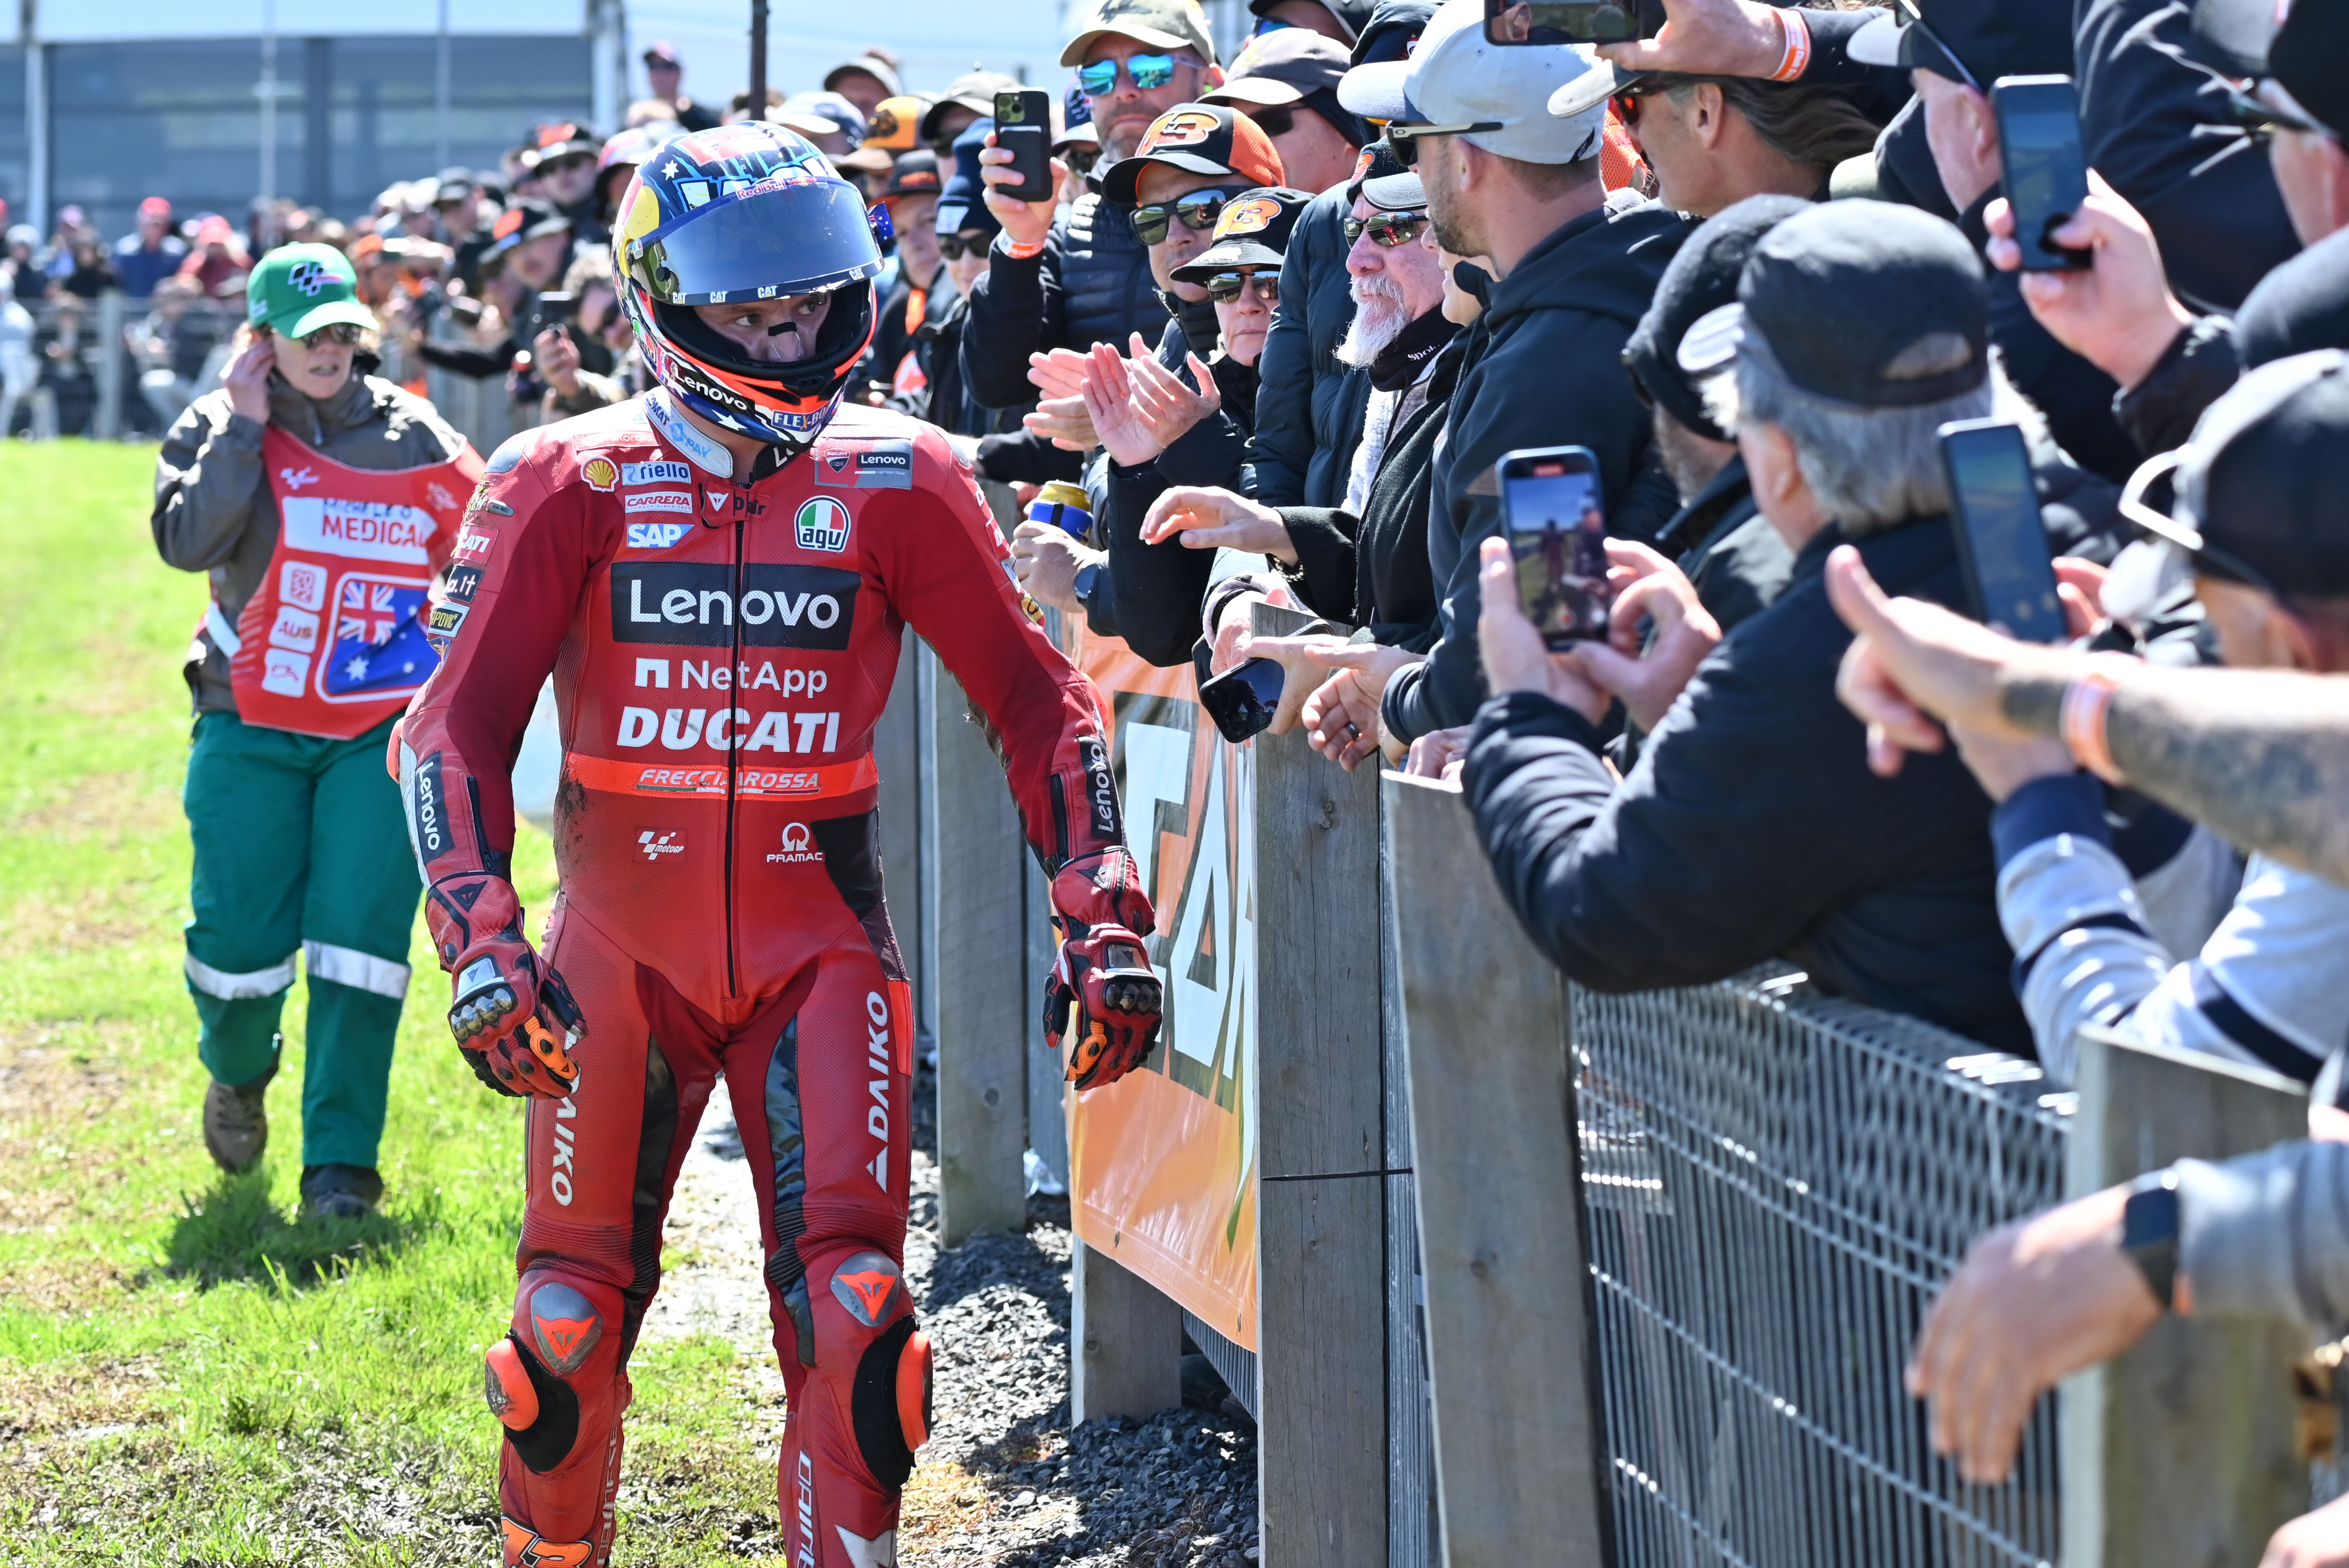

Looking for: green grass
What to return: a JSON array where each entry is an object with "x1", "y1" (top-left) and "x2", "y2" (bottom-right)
[{"x1": 0, "y1": 440, "x2": 783, "y2": 1564}]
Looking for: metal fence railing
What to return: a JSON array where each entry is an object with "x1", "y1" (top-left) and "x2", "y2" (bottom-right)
[{"x1": 1573, "y1": 974, "x2": 2070, "y2": 1568}]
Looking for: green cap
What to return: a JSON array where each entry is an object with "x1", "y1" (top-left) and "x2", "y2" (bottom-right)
[{"x1": 245, "y1": 242, "x2": 378, "y2": 339}]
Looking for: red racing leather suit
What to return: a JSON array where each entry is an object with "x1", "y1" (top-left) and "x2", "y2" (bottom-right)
[{"x1": 397, "y1": 390, "x2": 1140, "y2": 1568}]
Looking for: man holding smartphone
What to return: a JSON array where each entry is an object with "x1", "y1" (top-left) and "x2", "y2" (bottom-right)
[{"x1": 1463, "y1": 200, "x2": 2030, "y2": 1052}]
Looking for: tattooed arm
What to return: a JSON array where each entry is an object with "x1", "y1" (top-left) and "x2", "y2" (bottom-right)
[{"x1": 1824, "y1": 547, "x2": 2349, "y2": 888}]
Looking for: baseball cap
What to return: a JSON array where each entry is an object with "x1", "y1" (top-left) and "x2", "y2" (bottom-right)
[
  {"x1": 1686, "y1": 200, "x2": 1988, "y2": 411},
  {"x1": 825, "y1": 53, "x2": 905, "y2": 99},
  {"x1": 1361, "y1": 0, "x2": 1611, "y2": 164},
  {"x1": 1249, "y1": 0, "x2": 1379, "y2": 38},
  {"x1": 1344, "y1": 138, "x2": 1423, "y2": 209},
  {"x1": 483, "y1": 198, "x2": 572, "y2": 269},
  {"x1": 1099, "y1": 103, "x2": 1290, "y2": 203},
  {"x1": 882, "y1": 149, "x2": 945, "y2": 201},
  {"x1": 2129, "y1": 351, "x2": 2349, "y2": 597},
  {"x1": 139, "y1": 196, "x2": 173, "y2": 220},
  {"x1": 1847, "y1": 0, "x2": 2071, "y2": 89},
  {"x1": 2271, "y1": 0, "x2": 2349, "y2": 141},
  {"x1": 1339, "y1": 0, "x2": 1478, "y2": 120},
  {"x1": 1352, "y1": 0, "x2": 1439, "y2": 62},
  {"x1": 1060, "y1": 0, "x2": 1222, "y2": 68},
  {"x1": 527, "y1": 122, "x2": 601, "y2": 168},
  {"x1": 1058, "y1": 85, "x2": 1102, "y2": 151},
  {"x1": 643, "y1": 40, "x2": 682, "y2": 66},
  {"x1": 938, "y1": 120, "x2": 1005, "y2": 237},
  {"x1": 196, "y1": 215, "x2": 237, "y2": 245},
  {"x1": 246, "y1": 242, "x2": 377, "y2": 339},
  {"x1": 778, "y1": 91, "x2": 868, "y2": 146},
  {"x1": 1209, "y1": 28, "x2": 1353, "y2": 106},
  {"x1": 1171, "y1": 186, "x2": 1316, "y2": 281},
  {"x1": 864, "y1": 96, "x2": 927, "y2": 152},
  {"x1": 920, "y1": 71, "x2": 1023, "y2": 145},
  {"x1": 1623, "y1": 194, "x2": 1810, "y2": 443}
]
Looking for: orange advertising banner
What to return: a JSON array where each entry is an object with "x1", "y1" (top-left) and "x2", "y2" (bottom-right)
[{"x1": 1057, "y1": 619, "x2": 1258, "y2": 1351}]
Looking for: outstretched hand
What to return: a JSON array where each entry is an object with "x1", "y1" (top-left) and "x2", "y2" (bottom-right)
[{"x1": 1983, "y1": 172, "x2": 2195, "y2": 392}]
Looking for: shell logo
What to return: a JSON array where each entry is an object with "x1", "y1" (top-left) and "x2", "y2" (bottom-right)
[
  {"x1": 580, "y1": 456, "x2": 619, "y2": 492},
  {"x1": 1140, "y1": 110, "x2": 1221, "y2": 152},
  {"x1": 1214, "y1": 196, "x2": 1282, "y2": 239}
]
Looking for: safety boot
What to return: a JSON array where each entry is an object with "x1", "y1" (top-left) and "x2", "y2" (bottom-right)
[
  {"x1": 201, "y1": 1064, "x2": 275, "y2": 1173},
  {"x1": 300, "y1": 1164, "x2": 384, "y2": 1220}
]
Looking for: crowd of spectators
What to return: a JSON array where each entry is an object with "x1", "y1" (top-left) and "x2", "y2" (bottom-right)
[{"x1": 11, "y1": 0, "x2": 2349, "y2": 1544}]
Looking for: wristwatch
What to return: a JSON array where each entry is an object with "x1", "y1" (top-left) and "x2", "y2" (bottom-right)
[
  {"x1": 2120, "y1": 1169, "x2": 2183, "y2": 1311},
  {"x1": 1073, "y1": 562, "x2": 1105, "y2": 610}
]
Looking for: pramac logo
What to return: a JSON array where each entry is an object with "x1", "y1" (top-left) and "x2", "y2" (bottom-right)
[
  {"x1": 1213, "y1": 196, "x2": 1282, "y2": 240},
  {"x1": 1139, "y1": 110, "x2": 1221, "y2": 153}
]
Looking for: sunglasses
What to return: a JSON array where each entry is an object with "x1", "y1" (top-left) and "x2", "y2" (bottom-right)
[
  {"x1": 1609, "y1": 79, "x2": 1668, "y2": 126},
  {"x1": 1206, "y1": 271, "x2": 1279, "y2": 306},
  {"x1": 1078, "y1": 53, "x2": 1184, "y2": 97},
  {"x1": 265, "y1": 322, "x2": 365, "y2": 349},
  {"x1": 1131, "y1": 189, "x2": 1235, "y2": 246},
  {"x1": 2228, "y1": 85, "x2": 2326, "y2": 141},
  {"x1": 935, "y1": 231, "x2": 995, "y2": 260},
  {"x1": 1343, "y1": 210, "x2": 1429, "y2": 247},
  {"x1": 1386, "y1": 120, "x2": 1506, "y2": 168},
  {"x1": 1252, "y1": 16, "x2": 1296, "y2": 35}
]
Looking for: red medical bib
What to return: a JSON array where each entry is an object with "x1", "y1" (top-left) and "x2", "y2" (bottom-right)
[{"x1": 218, "y1": 426, "x2": 481, "y2": 738}]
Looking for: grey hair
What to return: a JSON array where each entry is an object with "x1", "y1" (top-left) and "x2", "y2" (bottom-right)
[{"x1": 1702, "y1": 345, "x2": 2042, "y2": 537}]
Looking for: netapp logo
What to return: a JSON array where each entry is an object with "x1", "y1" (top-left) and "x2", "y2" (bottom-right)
[{"x1": 609, "y1": 562, "x2": 859, "y2": 649}]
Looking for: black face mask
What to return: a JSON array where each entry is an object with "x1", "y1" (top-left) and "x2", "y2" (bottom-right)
[{"x1": 1451, "y1": 259, "x2": 1490, "y2": 307}]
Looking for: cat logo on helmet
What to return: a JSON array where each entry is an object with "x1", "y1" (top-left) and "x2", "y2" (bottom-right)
[
  {"x1": 1215, "y1": 197, "x2": 1282, "y2": 239},
  {"x1": 1140, "y1": 111, "x2": 1221, "y2": 152}
]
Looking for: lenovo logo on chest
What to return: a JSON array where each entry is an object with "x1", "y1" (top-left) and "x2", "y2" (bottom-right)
[{"x1": 610, "y1": 562, "x2": 860, "y2": 650}]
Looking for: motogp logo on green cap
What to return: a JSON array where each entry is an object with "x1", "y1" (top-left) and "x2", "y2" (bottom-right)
[{"x1": 288, "y1": 260, "x2": 332, "y2": 296}]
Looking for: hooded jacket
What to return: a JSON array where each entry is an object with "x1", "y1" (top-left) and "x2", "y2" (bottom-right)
[
  {"x1": 1381, "y1": 198, "x2": 1693, "y2": 744},
  {"x1": 1249, "y1": 184, "x2": 1372, "y2": 508},
  {"x1": 957, "y1": 190, "x2": 1163, "y2": 411},
  {"x1": 153, "y1": 373, "x2": 468, "y2": 716}
]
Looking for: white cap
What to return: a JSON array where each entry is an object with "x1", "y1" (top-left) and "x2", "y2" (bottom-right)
[
  {"x1": 1356, "y1": 0, "x2": 1610, "y2": 164},
  {"x1": 1337, "y1": 0, "x2": 1482, "y2": 121}
]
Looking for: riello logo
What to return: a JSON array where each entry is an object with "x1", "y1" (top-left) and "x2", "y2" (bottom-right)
[{"x1": 766, "y1": 822, "x2": 823, "y2": 865}]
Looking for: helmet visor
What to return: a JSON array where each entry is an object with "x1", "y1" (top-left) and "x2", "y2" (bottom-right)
[{"x1": 638, "y1": 176, "x2": 882, "y2": 305}]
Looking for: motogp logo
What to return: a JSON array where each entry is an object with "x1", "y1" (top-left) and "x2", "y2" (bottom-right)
[
  {"x1": 287, "y1": 260, "x2": 332, "y2": 297},
  {"x1": 279, "y1": 465, "x2": 319, "y2": 491}
]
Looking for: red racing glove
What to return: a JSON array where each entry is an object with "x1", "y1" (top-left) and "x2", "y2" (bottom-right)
[
  {"x1": 424, "y1": 872, "x2": 584, "y2": 1099},
  {"x1": 1044, "y1": 849, "x2": 1164, "y2": 1090}
]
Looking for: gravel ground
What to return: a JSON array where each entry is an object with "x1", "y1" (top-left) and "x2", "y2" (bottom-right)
[{"x1": 641, "y1": 1060, "x2": 1260, "y2": 1566}]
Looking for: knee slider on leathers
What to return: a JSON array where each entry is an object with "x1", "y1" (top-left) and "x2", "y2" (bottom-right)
[
  {"x1": 483, "y1": 1332, "x2": 582, "y2": 1473},
  {"x1": 851, "y1": 1316, "x2": 933, "y2": 1490}
]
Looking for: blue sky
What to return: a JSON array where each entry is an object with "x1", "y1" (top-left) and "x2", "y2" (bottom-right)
[{"x1": 15, "y1": 0, "x2": 1087, "y2": 101}]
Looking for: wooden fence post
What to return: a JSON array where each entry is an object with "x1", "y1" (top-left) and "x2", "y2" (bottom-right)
[
  {"x1": 1251, "y1": 603, "x2": 1389, "y2": 1568},
  {"x1": 873, "y1": 636, "x2": 924, "y2": 1052},
  {"x1": 2062, "y1": 1028, "x2": 2310, "y2": 1568},
  {"x1": 927, "y1": 649, "x2": 1030, "y2": 1244},
  {"x1": 1383, "y1": 771, "x2": 1611, "y2": 1568},
  {"x1": 1071, "y1": 1236, "x2": 1183, "y2": 1422}
]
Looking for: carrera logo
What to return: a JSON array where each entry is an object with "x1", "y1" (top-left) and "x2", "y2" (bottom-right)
[
  {"x1": 626, "y1": 522, "x2": 694, "y2": 550},
  {"x1": 1140, "y1": 110, "x2": 1219, "y2": 152},
  {"x1": 624, "y1": 490, "x2": 695, "y2": 514},
  {"x1": 766, "y1": 822, "x2": 824, "y2": 864},
  {"x1": 1215, "y1": 196, "x2": 1282, "y2": 238},
  {"x1": 622, "y1": 459, "x2": 690, "y2": 485},
  {"x1": 580, "y1": 456, "x2": 620, "y2": 491},
  {"x1": 795, "y1": 496, "x2": 850, "y2": 554},
  {"x1": 638, "y1": 829, "x2": 684, "y2": 860},
  {"x1": 609, "y1": 562, "x2": 859, "y2": 650}
]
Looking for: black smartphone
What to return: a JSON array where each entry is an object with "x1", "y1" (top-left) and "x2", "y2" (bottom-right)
[
  {"x1": 1939, "y1": 419, "x2": 2067, "y2": 643},
  {"x1": 1484, "y1": 0, "x2": 1662, "y2": 45},
  {"x1": 1199, "y1": 657, "x2": 1284, "y2": 744},
  {"x1": 994, "y1": 89, "x2": 1055, "y2": 206},
  {"x1": 537, "y1": 290, "x2": 578, "y2": 321},
  {"x1": 1992, "y1": 75, "x2": 2091, "y2": 271},
  {"x1": 1499, "y1": 445, "x2": 1610, "y2": 647}
]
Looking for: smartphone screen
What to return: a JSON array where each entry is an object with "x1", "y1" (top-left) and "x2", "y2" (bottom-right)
[
  {"x1": 995, "y1": 90, "x2": 1054, "y2": 204},
  {"x1": 1485, "y1": 0, "x2": 1657, "y2": 43},
  {"x1": 1501, "y1": 448, "x2": 1609, "y2": 647},
  {"x1": 1199, "y1": 657, "x2": 1285, "y2": 745},
  {"x1": 1993, "y1": 76, "x2": 2090, "y2": 271},
  {"x1": 1939, "y1": 419, "x2": 2066, "y2": 643}
]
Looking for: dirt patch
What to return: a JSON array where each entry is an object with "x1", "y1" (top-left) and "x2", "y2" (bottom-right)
[
  {"x1": 4, "y1": 768, "x2": 183, "y2": 847},
  {"x1": 0, "y1": 1032, "x2": 141, "y2": 1234},
  {"x1": 0, "y1": 1356, "x2": 166, "y2": 1442}
]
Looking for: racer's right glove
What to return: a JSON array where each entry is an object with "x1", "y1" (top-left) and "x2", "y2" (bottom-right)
[
  {"x1": 424, "y1": 872, "x2": 584, "y2": 1099},
  {"x1": 1044, "y1": 849, "x2": 1164, "y2": 1091}
]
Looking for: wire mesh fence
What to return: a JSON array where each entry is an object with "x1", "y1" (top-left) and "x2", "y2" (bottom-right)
[{"x1": 1572, "y1": 969, "x2": 2072, "y2": 1568}]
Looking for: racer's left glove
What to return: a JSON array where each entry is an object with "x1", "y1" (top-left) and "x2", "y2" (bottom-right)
[
  {"x1": 424, "y1": 872, "x2": 584, "y2": 1099},
  {"x1": 1043, "y1": 849, "x2": 1163, "y2": 1091}
]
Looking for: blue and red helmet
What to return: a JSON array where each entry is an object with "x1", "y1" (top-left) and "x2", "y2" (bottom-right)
[{"x1": 613, "y1": 122, "x2": 892, "y2": 450}]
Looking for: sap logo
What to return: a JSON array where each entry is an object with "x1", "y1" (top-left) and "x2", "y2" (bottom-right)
[
  {"x1": 624, "y1": 490, "x2": 694, "y2": 515},
  {"x1": 767, "y1": 822, "x2": 824, "y2": 865},
  {"x1": 626, "y1": 522, "x2": 695, "y2": 550},
  {"x1": 622, "y1": 459, "x2": 690, "y2": 486},
  {"x1": 609, "y1": 563, "x2": 858, "y2": 650},
  {"x1": 638, "y1": 829, "x2": 684, "y2": 861},
  {"x1": 278, "y1": 465, "x2": 319, "y2": 491},
  {"x1": 795, "y1": 496, "x2": 850, "y2": 554}
]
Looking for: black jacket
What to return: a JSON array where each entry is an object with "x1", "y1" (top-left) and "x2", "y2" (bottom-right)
[
  {"x1": 1657, "y1": 456, "x2": 1793, "y2": 635},
  {"x1": 1462, "y1": 517, "x2": 2028, "y2": 1055},
  {"x1": 1381, "y1": 199, "x2": 1693, "y2": 744},
  {"x1": 915, "y1": 281, "x2": 1027, "y2": 440},
  {"x1": 958, "y1": 191, "x2": 1161, "y2": 410},
  {"x1": 1249, "y1": 185, "x2": 1372, "y2": 508}
]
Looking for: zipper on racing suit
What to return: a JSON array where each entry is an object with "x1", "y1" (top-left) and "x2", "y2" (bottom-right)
[{"x1": 724, "y1": 494, "x2": 746, "y2": 999}]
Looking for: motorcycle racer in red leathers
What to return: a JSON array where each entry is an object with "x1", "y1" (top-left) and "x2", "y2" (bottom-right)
[{"x1": 396, "y1": 123, "x2": 1163, "y2": 1568}]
